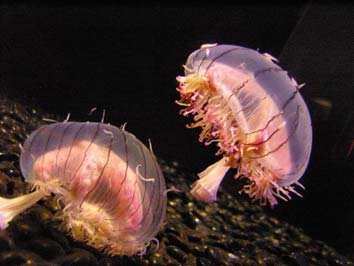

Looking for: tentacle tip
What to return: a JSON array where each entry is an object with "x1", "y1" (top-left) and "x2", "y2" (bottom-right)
[
  {"x1": 89, "y1": 107, "x2": 97, "y2": 115},
  {"x1": 136, "y1": 164, "x2": 155, "y2": 183},
  {"x1": 298, "y1": 83, "x2": 306, "y2": 89},
  {"x1": 101, "y1": 109, "x2": 106, "y2": 123},
  {"x1": 200, "y1": 43, "x2": 218, "y2": 49},
  {"x1": 63, "y1": 113, "x2": 71, "y2": 123},
  {"x1": 148, "y1": 138, "x2": 154, "y2": 154},
  {"x1": 151, "y1": 237, "x2": 160, "y2": 251},
  {"x1": 120, "y1": 122, "x2": 128, "y2": 131},
  {"x1": 163, "y1": 188, "x2": 183, "y2": 197},
  {"x1": 263, "y1": 52, "x2": 279, "y2": 63},
  {"x1": 42, "y1": 117, "x2": 58, "y2": 123}
]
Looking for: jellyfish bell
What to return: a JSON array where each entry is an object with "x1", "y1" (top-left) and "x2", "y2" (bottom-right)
[
  {"x1": 177, "y1": 44, "x2": 312, "y2": 207},
  {"x1": 0, "y1": 121, "x2": 167, "y2": 256}
]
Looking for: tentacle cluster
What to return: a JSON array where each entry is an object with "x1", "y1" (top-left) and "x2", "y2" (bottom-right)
[
  {"x1": 177, "y1": 73, "x2": 244, "y2": 161},
  {"x1": 177, "y1": 73, "x2": 303, "y2": 207},
  {"x1": 235, "y1": 159, "x2": 303, "y2": 207},
  {"x1": 33, "y1": 180, "x2": 150, "y2": 256},
  {"x1": 57, "y1": 198, "x2": 149, "y2": 256}
]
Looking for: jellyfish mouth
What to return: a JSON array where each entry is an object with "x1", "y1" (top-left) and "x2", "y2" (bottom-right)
[
  {"x1": 0, "y1": 188, "x2": 48, "y2": 230},
  {"x1": 190, "y1": 158, "x2": 230, "y2": 203},
  {"x1": 0, "y1": 179, "x2": 61, "y2": 230},
  {"x1": 177, "y1": 73, "x2": 303, "y2": 207}
]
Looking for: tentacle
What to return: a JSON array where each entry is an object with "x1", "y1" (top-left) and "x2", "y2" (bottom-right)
[{"x1": 136, "y1": 164, "x2": 155, "y2": 182}]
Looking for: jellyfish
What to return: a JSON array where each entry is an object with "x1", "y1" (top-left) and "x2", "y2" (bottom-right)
[
  {"x1": 176, "y1": 44, "x2": 312, "y2": 207},
  {"x1": 0, "y1": 121, "x2": 167, "y2": 256}
]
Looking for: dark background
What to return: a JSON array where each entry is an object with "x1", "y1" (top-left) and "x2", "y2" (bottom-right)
[{"x1": 1, "y1": 1, "x2": 353, "y2": 259}]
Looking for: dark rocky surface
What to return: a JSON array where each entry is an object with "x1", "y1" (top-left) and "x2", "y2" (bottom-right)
[{"x1": 0, "y1": 98, "x2": 352, "y2": 266}]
